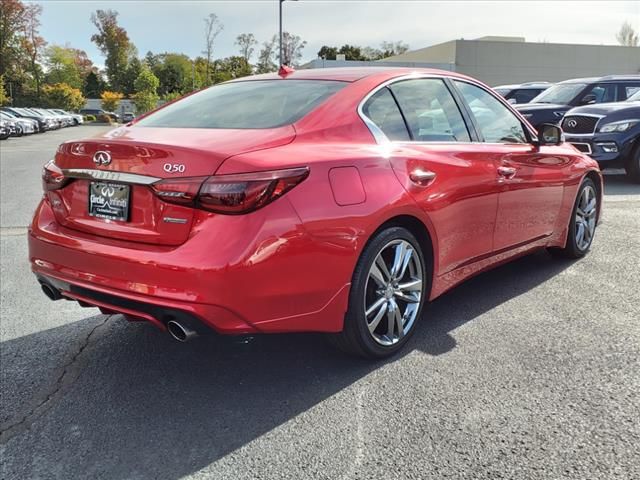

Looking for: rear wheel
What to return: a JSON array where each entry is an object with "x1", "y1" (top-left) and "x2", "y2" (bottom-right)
[
  {"x1": 548, "y1": 177, "x2": 598, "y2": 259},
  {"x1": 624, "y1": 145, "x2": 640, "y2": 184},
  {"x1": 329, "y1": 226, "x2": 428, "y2": 358}
]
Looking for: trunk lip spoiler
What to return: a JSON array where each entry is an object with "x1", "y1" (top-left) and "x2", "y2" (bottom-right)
[{"x1": 62, "y1": 168, "x2": 161, "y2": 185}]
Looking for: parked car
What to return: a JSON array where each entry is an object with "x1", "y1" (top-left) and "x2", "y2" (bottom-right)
[
  {"x1": 493, "y1": 82, "x2": 552, "y2": 104},
  {"x1": 516, "y1": 75, "x2": 640, "y2": 128},
  {"x1": 31, "y1": 67, "x2": 602, "y2": 358},
  {"x1": 562, "y1": 88, "x2": 640, "y2": 183},
  {"x1": 30, "y1": 108, "x2": 71, "y2": 128},
  {"x1": 0, "y1": 111, "x2": 37, "y2": 135},
  {"x1": 79, "y1": 108, "x2": 120, "y2": 122},
  {"x1": 23, "y1": 108, "x2": 62, "y2": 129},
  {"x1": 0, "y1": 120, "x2": 12, "y2": 139},
  {"x1": 50, "y1": 109, "x2": 84, "y2": 126},
  {"x1": 1, "y1": 107, "x2": 51, "y2": 132},
  {"x1": 122, "y1": 112, "x2": 136, "y2": 123}
]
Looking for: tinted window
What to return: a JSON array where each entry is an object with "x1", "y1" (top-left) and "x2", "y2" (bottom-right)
[
  {"x1": 389, "y1": 79, "x2": 470, "y2": 142},
  {"x1": 581, "y1": 83, "x2": 616, "y2": 104},
  {"x1": 361, "y1": 88, "x2": 410, "y2": 141},
  {"x1": 454, "y1": 81, "x2": 528, "y2": 144},
  {"x1": 622, "y1": 84, "x2": 640, "y2": 100},
  {"x1": 137, "y1": 80, "x2": 346, "y2": 129}
]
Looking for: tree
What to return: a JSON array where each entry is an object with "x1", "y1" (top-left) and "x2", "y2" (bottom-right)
[
  {"x1": 91, "y1": 9, "x2": 132, "y2": 91},
  {"x1": 212, "y1": 56, "x2": 252, "y2": 83},
  {"x1": 150, "y1": 53, "x2": 194, "y2": 95},
  {"x1": 616, "y1": 21, "x2": 639, "y2": 47},
  {"x1": 235, "y1": 33, "x2": 257, "y2": 64},
  {"x1": 0, "y1": 76, "x2": 11, "y2": 105},
  {"x1": 317, "y1": 45, "x2": 338, "y2": 60},
  {"x1": 281, "y1": 32, "x2": 306, "y2": 66},
  {"x1": 83, "y1": 71, "x2": 106, "y2": 98},
  {"x1": 42, "y1": 83, "x2": 85, "y2": 111},
  {"x1": 21, "y1": 3, "x2": 45, "y2": 99},
  {"x1": 361, "y1": 46, "x2": 384, "y2": 61},
  {"x1": 0, "y1": 0, "x2": 27, "y2": 79},
  {"x1": 44, "y1": 44, "x2": 86, "y2": 89},
  {"x1": 202, "y1": 13, "x2": 223, "y2": 84},
  {"x1": 100, "y1": 90, "x2": 123, "y2": 112},
  {"x1": 121, "y1": 56, "x2": 142, "y2": 95},
  {"x1": 133, "y1": 64, "x2": 159, "y2": 114},
  {"x1": 380, "y1": 41, "x2": 410, "y2": 58},
  {"x1": 256, "y1": 38, "x2": 277, "y2": 74}
]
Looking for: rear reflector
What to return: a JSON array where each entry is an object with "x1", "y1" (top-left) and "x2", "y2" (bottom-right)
[{"x1": 149, "y1": 167, "x2": 309, "y2": 215}]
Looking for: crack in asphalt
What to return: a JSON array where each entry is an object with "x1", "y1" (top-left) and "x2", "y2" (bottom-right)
[{"x1": 0, "y1": 315, "x2": 112, "y2": 444}]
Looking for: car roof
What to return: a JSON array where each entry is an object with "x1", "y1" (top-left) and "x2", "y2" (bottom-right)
[
  {"x1": 233, "y1": 67, "x2": 478, "y2": 83},
  {"x1": 560, "y1": 75, "x2": 640, "y2": 84}
]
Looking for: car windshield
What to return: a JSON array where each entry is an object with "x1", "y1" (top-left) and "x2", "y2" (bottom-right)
[
  {"x1": 628, "y1": 90, "x2": 640, "y2": 102},
  {"x1": 531, "y1": 83, "x2": 587, "y2": 104},
  {"x1": 136, "y1": 79, "x2": 347, "y2": 129}
]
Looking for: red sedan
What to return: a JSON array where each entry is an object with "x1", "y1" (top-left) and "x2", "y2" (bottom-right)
[{"x1": 30, "y1": 67, "x2": 602, "y2": 358}]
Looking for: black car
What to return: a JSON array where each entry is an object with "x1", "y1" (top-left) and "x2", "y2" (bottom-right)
[
  {"x1": 562, "y1": 88, "x2": 640, "y2": 183},
  {"x1": 79, "y1": 108, "x2": 120, "y2": 122},
  {"x1": 516, "y1": 75, "x2": 640, "y2": 128},
  {"x1": 493, "y1": 82, "x2": 552, "y2": 104}
]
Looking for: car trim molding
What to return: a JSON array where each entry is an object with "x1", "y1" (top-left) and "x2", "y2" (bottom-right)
[{"x1": 63, "y1": 169, "x2": 161, "y2": 185}]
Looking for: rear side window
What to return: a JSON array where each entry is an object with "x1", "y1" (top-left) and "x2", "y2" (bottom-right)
[
  {"x1": 361, "y1": 88, "x2": 410, "y2": 141},
  {"x1": 390, "y1": 79, "x2": 471, "y2": 142},
  {"x1": 136, "y1": 80, "x2": 346, "y2": 129},
  {"x1": 454, "y1": 81, "x2": 528, "y2": 144}
]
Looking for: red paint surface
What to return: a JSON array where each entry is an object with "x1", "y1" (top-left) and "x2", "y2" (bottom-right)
[{"x1": 29, "y1": 68, "x2": 602, "y2": 334}]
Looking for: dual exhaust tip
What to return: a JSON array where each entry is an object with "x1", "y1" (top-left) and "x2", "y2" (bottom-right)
[{"x1": 39, "y1": 281, "x2": 200, "y2": 343}]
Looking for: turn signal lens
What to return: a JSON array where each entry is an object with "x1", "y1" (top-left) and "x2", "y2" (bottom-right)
[
  {"x1": 198, "y1": 167, "x2": 310, "y2": 215},
  {"x1": 42, "y1": 160, "x2": 69, "y2": 191}
]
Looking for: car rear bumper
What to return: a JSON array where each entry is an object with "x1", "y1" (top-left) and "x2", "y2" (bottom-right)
[{"x1": 29, "y1": 198, "x2": 350, "y2": 335}]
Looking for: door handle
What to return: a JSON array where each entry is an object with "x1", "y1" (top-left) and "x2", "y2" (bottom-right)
[
  {"x1": 497, "y1": 166, "x2": 516, "y2": 179},
  {"x1": 409, "y1": 169, "x2": 436, "y2": 185}
]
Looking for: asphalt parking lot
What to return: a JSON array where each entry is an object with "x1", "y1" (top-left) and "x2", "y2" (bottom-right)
[{"x1": 1, "y1": 126, "x2": 639, "y2": 479}]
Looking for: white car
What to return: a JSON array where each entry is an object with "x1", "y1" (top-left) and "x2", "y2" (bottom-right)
[{"x1": 50, "y1": 109, "x2": 84, "y2": 126}]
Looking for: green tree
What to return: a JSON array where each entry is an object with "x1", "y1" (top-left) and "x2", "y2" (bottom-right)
[
  {"x1": 121, "y1": 56, "x2": 142, "y2": 95},
  {"x1": 281, "y1": 32, "x2": 306, "y2": 66},
  {"x1": 235, "y1": 33, "x2": 257, "y2": 63},
  {"x1": 212, "y1": 56, "x2": 252, "y2": 83},
  {"x1": 0, "y1": 76, "x2": 11, "y2": 105},
  {"x1": 317, "y1": 46, "x2": 338, "y2": 60},
  {"x1": 91, "y1": 9, "x2": 132, "y2": 91},
  {"x1": 0, "y1": 0, "x2": 27, "y2": 79},
  {"x1": 42, "y1": 82, "x2": 85, "y2": 110},
  {"x1": 100, "y1": 90, "x2": 123, "y2": 112},
  {"x1": 83, "y1": 71, "x2": 106, "y2": 98},
  {"x1": 133, "y1": 65, "x2": 159, "y2": 114},
  {"x1": 44, "y1": 45, "x2": 85, "y2": 89},
  {"x1": 152, "y1": 53, "x2": 193, "y2": 95}
]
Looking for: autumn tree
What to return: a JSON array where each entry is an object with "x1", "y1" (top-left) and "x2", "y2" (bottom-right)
[
  {"x1": 235, "y1": 33, "x2": 258, "y2": 64},
  {"x1": 44, "y1": 45, "x2": 93, "y2": 89},
  {"x1": 100, "y1": 90, "x2": 123, "y2": 112},
  {"x1": 616, "y1": 21, "x2": 639, "y2": 47},
  {"x1": 0, "y1": 76, "x2": 10, "y2": 105},
  {"x1": 202, "y1": 13, "x2": 223, "y2": 84},
  {"x1": 0, "y1": 0, "x2": 26, "y2": 79},
  {"x1": 42, "y1": 83, "x2": 85, "y2": 111},
  {"x1": 21, "y1": 3, "x2": 46, "y2": 98},
  {"x1": 91, "y1": 9, "x2": 133, "y2": 91}
]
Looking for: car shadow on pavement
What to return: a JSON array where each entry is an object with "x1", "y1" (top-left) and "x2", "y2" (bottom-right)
[
  {"x1": 0, "y1": 250, "x2": 574, "y2": 479},
  {"x1": 601, "y1": 171, "x2": 640, "y2": 196}
]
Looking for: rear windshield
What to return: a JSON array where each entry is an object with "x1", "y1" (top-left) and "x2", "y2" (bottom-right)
[{"x1": 136, "y1": 80, "x2": 346, "y2": 129}]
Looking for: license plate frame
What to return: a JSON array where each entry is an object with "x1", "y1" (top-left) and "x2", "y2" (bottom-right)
[{"x1": 88, "y1": 182, "x2": 131, "y2": 222}]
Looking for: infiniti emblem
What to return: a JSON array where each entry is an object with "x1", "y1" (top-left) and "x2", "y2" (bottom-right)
[
  {"x1": 567, "y1": 119, "x2": 578, "y2": 128},
  {"x1": 93, "y1": 151, "x2": 112, "y2": 166}
]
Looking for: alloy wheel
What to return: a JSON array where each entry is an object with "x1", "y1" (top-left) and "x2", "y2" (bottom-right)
[
  {"x1": 575, "y1": 184, "x2": 597, "y2": 251},
  {"x1": 363, "y1": 239, "x2": 423, "y2": 346}
]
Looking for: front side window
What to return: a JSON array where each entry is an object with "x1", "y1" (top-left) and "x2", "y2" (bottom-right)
[
  {"x1": 389, "y1": 78, "x2": 471, "y2": 142},
  {"x1": 136, "y1": 80, "x2": 346, "y2": 129},
  {"x1": 454, "y1": 81, "x2": 528, "y2": 144},
  {"x1": 361, "y1": 88, "x2": 410, "y2": 141},
  {"x1": 581, "y1": 83, "x2": 616, "y2": 104}
]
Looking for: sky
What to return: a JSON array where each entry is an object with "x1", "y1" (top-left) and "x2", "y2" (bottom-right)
[{"x1": 29, "y1": 0, "x2": 640, "y2": 67}]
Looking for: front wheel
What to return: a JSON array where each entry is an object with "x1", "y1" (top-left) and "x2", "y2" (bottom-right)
[
  {"x1": 329, "y1": 226, "x2": 428, "y2": 358},
  {"x1": 548, "y1": 177, "x2": 599, "y2": 259},
  {"x1": 625, "y1": 146, "x2": 640, "y2": 184}
]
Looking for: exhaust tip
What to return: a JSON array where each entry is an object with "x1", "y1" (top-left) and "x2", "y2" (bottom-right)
[
  {"x1": 41, "y1": 283, "x2": 62, "y2": 301},
  {"x1": 167, "y1": 320, "x2": 198, "y2": 342}
]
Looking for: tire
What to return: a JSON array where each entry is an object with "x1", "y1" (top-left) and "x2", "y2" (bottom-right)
[
  {"x1": 624, "y1": 145, "x2": 640, "y2": 184},
  {"x1": 328, "y1": 226, "x2": 428, "y2": 359},
  {"x1": 548, "y1": 177, "x2": 599, "y2": 259}
]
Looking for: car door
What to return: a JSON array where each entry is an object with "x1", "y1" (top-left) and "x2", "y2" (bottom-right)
[
  {"x1": 452, "y1": 80, "x2": 568, "y2": 252},
  {"x1": 362, "y1": 78, "x2": 501, "y2": 275}
]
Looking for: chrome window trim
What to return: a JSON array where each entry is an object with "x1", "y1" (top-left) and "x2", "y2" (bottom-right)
[
  {"x1": 63, "y1": 169, "x2": 161, "y2": 185},
  {"x1": 357, "y1": 73, "x2": 538, "y2": 146}
]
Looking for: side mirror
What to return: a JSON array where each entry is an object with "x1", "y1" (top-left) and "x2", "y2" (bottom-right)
[
  {"x1": 536, "y1": 123, "x2": 563, "y2": 146},
  {"x1": 580, "y1": 93, "x2": 596, "y2": 105},
  {"x1": 507, "y1": 98, "x2": 517, "y2": 105}
]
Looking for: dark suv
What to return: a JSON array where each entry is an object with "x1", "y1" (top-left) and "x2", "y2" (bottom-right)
[
  {"x1": 493, "y1": 82, "x2": 552, "y2": 105},
  {"x1": 516, "y1": 75, "x2": 640, "y2": 128},
  {"x1": 562, "y1": 88, "x2": 640, "y2": 183}
]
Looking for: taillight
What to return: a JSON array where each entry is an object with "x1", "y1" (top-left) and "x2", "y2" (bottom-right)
[
  {"x1": 149, "y1": 167, "x2": 309, "y2": 215},
  {"x1": 42, "y1": 160, "x2": 69, "y2": 191}
]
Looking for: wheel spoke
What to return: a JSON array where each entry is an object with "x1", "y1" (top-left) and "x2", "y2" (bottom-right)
[
  {"x1": 375, "y1": 255, "x2": 392, "y2": 283},
  {"x1": 367, "y1": 301, "x2": 387, "y2": 333},
  {"x1": 394, "y1": 290, "x2": 419, "y2": 303},
  {"x1": 394, "y1": 305, "x2": 404, "y2": 339},
  {"x1": 390, "y1": 242, "x2": 408, "y2": 278},
  {"x1": 369, "y1": 263, "x2": 387, "y2": 288},
  {"x1": 386, "y1": 302, "x2": 396, "y2": 340},
  {"x1": 398, "y1": 278, "x2": 422, "y2": 292},
  {"x1": 576, "y1": 222, "x2": 585, "y2": 247},
  {"x1": 366, "y1": 296, "x2": 386, "y2": 317}
]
